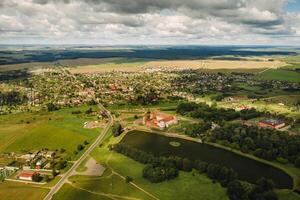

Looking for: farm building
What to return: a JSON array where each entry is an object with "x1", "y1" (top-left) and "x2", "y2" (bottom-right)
[
  {"x1": 258, "y1": 119, "x2": 285, "y2": 130},
  {"x1": 143, "y1": 111, "x2": 178, "y2": 129},
  {"x1": 18, "y1": 171, "x2": 38, "y2": 181}
]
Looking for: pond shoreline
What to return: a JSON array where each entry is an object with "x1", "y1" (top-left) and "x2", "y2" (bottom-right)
[{"x1": 120, "y1": 129, "x2": 296, "y2": 190}]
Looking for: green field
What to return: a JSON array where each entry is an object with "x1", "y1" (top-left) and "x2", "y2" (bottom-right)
[
  {"x1": 0, "y1": 181, "x2": 49, "y2": 200},
  {"x1": 277, "y1": 190, "x2": 300, "y2": 200},
  {"x1": 0, "y1": 106, "x2": 100, "y2": 158},
  {"x1": 257, "y1": 69, "x2": 300, "y2": 83}
]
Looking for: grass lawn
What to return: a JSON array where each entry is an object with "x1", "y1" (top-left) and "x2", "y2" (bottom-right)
[
  {"x1": 257, "y1": 69, "x2": 300, "y2": 83},
  {"x1": 0, "y1": 106, "x2": 100, "y2": 158},
  {"x1": 0, "y1": 181, "x2": 49, "y2": 200}
]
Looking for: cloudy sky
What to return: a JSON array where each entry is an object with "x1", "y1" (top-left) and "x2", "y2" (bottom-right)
[{"x1": 0, "y1": 0, "x2": 300, "y2": 45}]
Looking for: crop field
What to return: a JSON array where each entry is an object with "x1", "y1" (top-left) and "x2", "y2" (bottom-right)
[
  {"x1": 143, "y1": 59, "x2": 285, "y2": 69},
  {"x1": 0, "y1": 106, "x2": 100, "y2": 157},
  {"x1": 0, "y1": 181, "x2": 49, "y2": 200},
  {"x1": 69, "y1": 58, "x2": 149, "y2": 74},
  {"x1": 257, "y1": 69, "x2": 300, "y2": 83},
  {"x1": 68, "y1": 58, "x2": 286, "y2": 74}
]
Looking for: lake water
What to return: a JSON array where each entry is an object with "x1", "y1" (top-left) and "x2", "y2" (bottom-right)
[{"x1": 120, "y1": 130, "x2": 293, "y2": 189}]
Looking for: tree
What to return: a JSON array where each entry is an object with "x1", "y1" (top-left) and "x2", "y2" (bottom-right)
[
  {"x1": 256, "y1": 178, "x2": 274, "y2": 192},
  {"x1": 295, "y1": 156, "x2": 300, "y2": 168},
  {"x1": 85, "y1": 107, "x2": 93, "y2": 114},
  {"x1": 44, "y1": 175, "x2": 50, "y2": 182},
  {"x1": 77, "y1": 144, "x2": 84, "y2": 151},
  {"x1": 125, "y1": 176, "x2": 133, "y2": 183},
  {"x1": 55, "y1": 160, "x2": 67, "y2": 170},
  {"x1": 32, "y1": 173, "x2": 41, "y2": 182},
  {"x1": 112, "y1": 122, "x2": 123, "y2": 137},
  {"x1": 227, "y1": 180, "x2": 248, "y2": 200},
  {"x1": 52, "y1": 169, "x2": 58, "y2": 177},
  {"x1": 182, "y1": 158, "x2": 192, "y2": 172},
  {"x1": 46, "y1": 103, "x2": 58, "y2": 112}
]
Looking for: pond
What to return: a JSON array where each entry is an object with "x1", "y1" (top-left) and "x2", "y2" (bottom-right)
[{"x1": 120, "y1": 130, "x2": 293, "y2": 189}]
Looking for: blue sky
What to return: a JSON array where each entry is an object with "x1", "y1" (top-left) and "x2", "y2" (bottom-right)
[{"x1": 286, "y1": 0, "x2": 300, "y2": 12}]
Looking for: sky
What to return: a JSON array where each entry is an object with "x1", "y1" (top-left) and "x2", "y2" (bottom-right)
[{"x1": 0, "y1": 0, "x2": 300, "y2": 45}]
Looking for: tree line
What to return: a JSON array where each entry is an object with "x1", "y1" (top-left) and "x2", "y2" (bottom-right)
[
  {"x1": 113, "y1": 143, "x2": 278, "y2": 200},
  {"x1": 176, "y1": 102, "x2": 262, "y2": 122},
  {"x1": 0, "y1": 91, "x2": 28, "y2": 107},
  {"x1": 211, "y1": 123, "x2": 300, "y2": 168}
]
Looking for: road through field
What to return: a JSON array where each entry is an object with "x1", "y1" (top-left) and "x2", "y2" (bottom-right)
[{"x1": 43, "y1": 105, "x2": 113, "y2": 200}]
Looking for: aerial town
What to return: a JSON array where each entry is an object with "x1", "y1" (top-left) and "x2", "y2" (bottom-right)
[{"x1": 1, "y1": 0, "x2": 300, "y2": 200}]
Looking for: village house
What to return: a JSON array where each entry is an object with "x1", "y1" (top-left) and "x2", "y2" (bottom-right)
[
  {"x1": 45, "y1": 151, "x2": 55, "y2": 158},
  {"x1": 143, "y1": 111, "x2": 178, "y2": 129},
  {"x1": 18, "y1": 171, "x2": 38, "y2": 181},
  {"x1": 258, "y1": 119, "x2": 286, "y2": 130}
]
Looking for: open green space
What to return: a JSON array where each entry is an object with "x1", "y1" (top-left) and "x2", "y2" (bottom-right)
[{"x1": 0, "y1": 106, "x2": 100, "y2": 158}]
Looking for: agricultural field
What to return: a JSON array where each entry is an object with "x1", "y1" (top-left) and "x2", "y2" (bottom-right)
[
  {"x1": 68, "y1": 58, "x2": 286, "y2": 74},
  {"x1": 0, "y1": 181, "x2": 49, "y2": 200},
  {"x1": 0, "y1": 105, "x2": 101, "y2": 158},
  {"x1": 257, "y1": 69, "x2": 300, "y2": 83}
]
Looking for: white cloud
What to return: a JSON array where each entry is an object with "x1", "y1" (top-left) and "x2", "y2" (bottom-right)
[{"x1": 0, "y1": 0, "x2": 299, "y2": 44}]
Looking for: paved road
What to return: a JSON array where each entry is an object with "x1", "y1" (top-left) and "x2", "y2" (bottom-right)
[{"x1": 43, "y1": 105, "x2": 113, "y2": 200}]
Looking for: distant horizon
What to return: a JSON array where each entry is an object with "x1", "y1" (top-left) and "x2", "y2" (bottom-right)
[{"x1": 0, "y1": 44, "x2": 299, "y2": 47}]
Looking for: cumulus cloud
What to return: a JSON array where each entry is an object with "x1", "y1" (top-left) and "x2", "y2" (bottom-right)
[{"x1": 0, "y1": 0, "x2": 299, "y2": 44}]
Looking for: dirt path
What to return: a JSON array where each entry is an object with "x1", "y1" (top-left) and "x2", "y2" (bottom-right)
[
  {"x1": 70, "y1": 183, "x2": 142, "y2": 200},
  {"x1": 105, "y1": 152, "x2": 160, "y2": 200}
]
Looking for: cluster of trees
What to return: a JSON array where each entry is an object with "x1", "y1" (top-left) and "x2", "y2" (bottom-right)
[
  {"x1": 240, "y1": 108, "x2": 262, "y2": 120},
  {"x1": 0, "y1": 91, "x2": 28, "y2": 107},
  {"x1": 46, "y1": 103, "x2": 59, "y2": 112},
  {"x1": 74, "y1": 140, "x2": 90, "y2": 155},
  {"x1": 211, "y1": 123, "x2": 300, "y2": 167},
  {"x1": 185, "y1": 121, "x2": 211, "y2": 137},
  {"x1": 177, "y1": 102, "x2": 261, "y2": 122},
  {"x1": 53, "y1": 160, "x2": 67, "y2": 170},
  {"x1": 194, "y1": 160, "x2": 238, "y2": 187},
  {"x1": 112, "y1": 122, "x2": 123, "y2": 137},
  {"x1": 227, "y1": 178, "x2": 277, "y2": 200},
  {"x1": 113, "y1": 144, "x2": 195, "y2": 182},
  {"x1": 143, "y1": 165, "x2": 178, "y2": 183},
  {"x1": 0, "y1": 69, "x2": 30, "y2": 81},
  {"x1": 32, "y1": 173, "x2": 42, "y2": 182},
  {"x1": 113, "y1": 143, "x2": 278, "y2": 200}
]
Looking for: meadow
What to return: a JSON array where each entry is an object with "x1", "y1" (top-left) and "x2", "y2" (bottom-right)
[{"x1": 0, "y1": 105, "x2": 100, "y2": 158}]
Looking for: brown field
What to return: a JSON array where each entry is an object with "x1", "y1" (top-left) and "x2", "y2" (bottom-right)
[
  {"x1": 143, "y1": 59, "x2": 285, "y2": 69},
  {"x1": 0, "y1": 57, "x2": 286, "y2": 74},
  {"x1": 69, "y1": 58, "x2": 286, "y2": 74}
]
